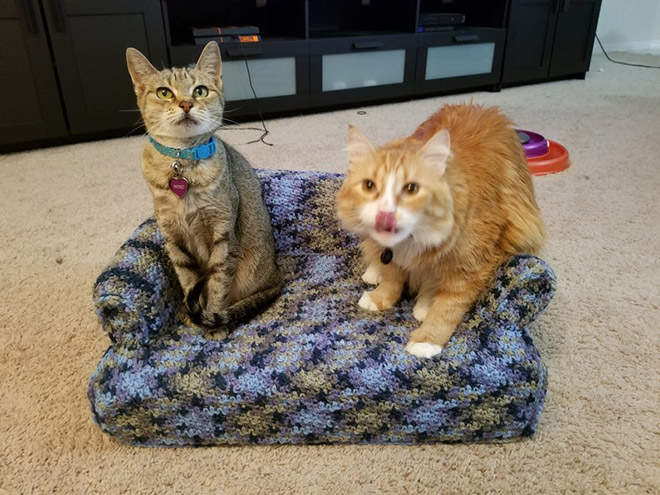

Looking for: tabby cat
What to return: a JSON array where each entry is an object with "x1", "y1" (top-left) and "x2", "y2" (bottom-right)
[
  {"x1": 126, "y1": 42, "x2": 281, "y2": 328},
  {"x1": 336, "y1": 103, "x2": 544, "y2": 358}
]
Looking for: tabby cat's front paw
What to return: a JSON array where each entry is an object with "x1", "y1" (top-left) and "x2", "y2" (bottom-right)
[{"x1": 405, "y1": 341, "x2": 444, "y2": 358}]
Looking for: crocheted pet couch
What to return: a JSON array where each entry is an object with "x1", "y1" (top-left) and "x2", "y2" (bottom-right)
[{"x1": 88, "y1": 169, "x2": 556, "y2": 446}]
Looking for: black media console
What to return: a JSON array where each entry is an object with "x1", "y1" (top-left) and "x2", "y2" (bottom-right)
[{"x1": 0, "y1": 0, "x2": 601, "y2": 150}]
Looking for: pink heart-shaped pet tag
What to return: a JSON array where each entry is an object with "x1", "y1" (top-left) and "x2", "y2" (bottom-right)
[{"x1": 169, "y1": 177, "x2": 189, "y2": 198}]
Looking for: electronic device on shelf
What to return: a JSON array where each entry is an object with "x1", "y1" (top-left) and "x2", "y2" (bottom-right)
[
  {"x1": 418, "y1": 12, "x2": 466, "y2": 32},
  {"x1": 192, "y1": 26, "x2": 261, "y2": 45}
]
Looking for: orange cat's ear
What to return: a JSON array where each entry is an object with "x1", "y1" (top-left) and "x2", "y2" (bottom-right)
[
  {"x1": 126, "y1": 48, "x2": 158, "y2": 92},
  {"x1": 346, "y1": 125, "x2": 375, "y2": 166},
  {"x1": 419, "y1": 129, "x2": 451, "y2": 175},
  {"x1": 196, "y1": 41, "x2": 222, "y2": 86}
]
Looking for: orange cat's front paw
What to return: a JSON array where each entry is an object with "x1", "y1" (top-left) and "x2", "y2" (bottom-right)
[
  {"x1": 406, "y1": 327, "x2": 449, "y2": 358},
  {"x1": 361, "y1": 263, "x2": 382, "y2": 286},
  {"x1": 412, "y1": 298, "x2": 431, "y2": 322},
  {"x1": 358, "y1": 290, "x2": 395, "y2": 311},
  {"x1": 358, "y1": 291, "x2": 379, "y2": 311},
  {"x1": 405, "y1": 341, "x2": 444, "y2": 358}
]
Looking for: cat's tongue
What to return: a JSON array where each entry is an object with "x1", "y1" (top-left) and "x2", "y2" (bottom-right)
[{"x1": 375, "y1": 211, "x2": 397, "y2": 233}]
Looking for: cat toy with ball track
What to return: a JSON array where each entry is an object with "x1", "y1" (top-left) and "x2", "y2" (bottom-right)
[{"x1": 516, "y1": 129, "x2": 570, "y2": 176}]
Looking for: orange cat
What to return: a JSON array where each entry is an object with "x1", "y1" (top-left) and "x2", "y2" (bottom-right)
[{"x1": 336, "y1": 103, "x2": 544, "y2": 358}]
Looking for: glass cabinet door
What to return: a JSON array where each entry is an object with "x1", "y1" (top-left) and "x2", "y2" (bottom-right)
[
  {"x1": 425, "y1": 43, "x2": 495, "y2": 80},
  {"x1": 223, "y1": 57, "x2": 297, "y2": 101},
  {"x1": 321, "y1": 49, "x2": 406, "y2": 92}
]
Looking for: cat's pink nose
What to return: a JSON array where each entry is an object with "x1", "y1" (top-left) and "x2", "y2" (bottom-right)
[
  {"x1": 375, "y1": 211, "x2": 396, "y2": 233},
  {"x1": 179, "y1": 101, "x2": 193, "y2": 113}
]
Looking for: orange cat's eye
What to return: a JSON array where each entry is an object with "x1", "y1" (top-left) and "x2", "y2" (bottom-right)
[
  {"x1": 404, "y1": 183, "x2": 419, "y2": 194},
  {"x1": 362, "y1": 180, "x2": 376, "y2": 192}
]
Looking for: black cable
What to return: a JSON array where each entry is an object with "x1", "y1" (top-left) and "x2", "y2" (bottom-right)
[
  {"x1": 595, "y1": 34, "x2": 660, "y2": 69},
  {"x1": 238, "y1": 38, "x2": 273, "y2": 146}
]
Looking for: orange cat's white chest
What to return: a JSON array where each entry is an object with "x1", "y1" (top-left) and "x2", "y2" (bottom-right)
[{"x1": 391, "y1": 239, "x2": 423, "y2": 269}]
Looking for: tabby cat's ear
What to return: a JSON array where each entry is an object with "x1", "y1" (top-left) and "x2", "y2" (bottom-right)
[
  {"x1": 195, "y1": 42, "x2": 222, "y2": 86},
  {"x1": 419, "y1": 129, "x2": 451, "y2": 175},
  {"x1": 346, "y1": 125, "x2": 375, "y2": 165},
  {"x1": 126, "y1": 48, "x2": 158, "y2": 91}
]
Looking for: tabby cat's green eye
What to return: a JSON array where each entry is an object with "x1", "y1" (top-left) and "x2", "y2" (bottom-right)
[
  {"x1": 156, "y1": 87, "x2": 174, "y2": 100},
  {"x1": 193, "y1": 85, "x2": 209, "y2": 98}
]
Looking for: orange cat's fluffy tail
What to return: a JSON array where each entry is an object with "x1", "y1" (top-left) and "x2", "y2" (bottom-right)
[{"x1": 501, "y1": 192, "x2": 544, "y2": 255}]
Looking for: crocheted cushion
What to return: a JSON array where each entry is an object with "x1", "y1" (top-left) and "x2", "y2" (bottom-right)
[{"x1": 88, "y1": 169, "x2": 556, "y2": 446}]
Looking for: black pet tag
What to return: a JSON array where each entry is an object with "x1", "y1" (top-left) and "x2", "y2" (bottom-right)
[{"x1": 380, "y1": 248, "x2": 393, "y2": 265}]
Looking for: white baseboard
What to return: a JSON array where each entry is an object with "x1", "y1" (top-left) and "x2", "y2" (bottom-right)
[{"x1": 594, "y1": 39, "x2": 660, "y2": 56}]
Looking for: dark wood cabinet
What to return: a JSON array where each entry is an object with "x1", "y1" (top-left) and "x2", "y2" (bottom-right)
[
  {"x1": 1, "y1": 0, "x2": 167, "y2": 150},
  {"x1": 549, "y1": 0, "x2": 602, "y2": 78},
  {"x1": 0, "y1": 0, "x2": 67, "y2": 146},
  {"x1": 1, "y1": 0, "x2": 603, "y2": 150},
  {"x1": 503, "y1": 0, "x2": 602, "y2": 84},
  {"x1": 502, "y1": 0, "x2": 557, "y2": 84},
  {"x1": 42, "y1": 0, "x2": 167, "y2": 134}
]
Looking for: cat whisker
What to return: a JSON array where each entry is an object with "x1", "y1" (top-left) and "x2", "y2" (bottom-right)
[
  {"x1": 220, "y1": 118, "x2": 241, "y2": 127},
  {"x1": 200, "y1": 113, "x2": 268, "y2": 135},
  {"x1": 204, "y1": 114, "x2": 227, "y2": 125},
  {"x1": 198, "y1": 115, "x2": 225, "y2": 131},
  {"x1": 123, "y1": 118, "x2": 148, "y2": 137},
  {"x1": 207, "y1": 116, "x2": 271, "y2": 134},
  {"x1": 138, "y1": 119, "x2": 169, "y2": 138},
  {"x1": 202, "y1": 115, "x2": 265, "y2": 136}
]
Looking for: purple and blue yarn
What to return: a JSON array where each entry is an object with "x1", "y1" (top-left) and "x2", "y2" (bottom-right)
[{"x1": 88, "y1": 170, "x2": 556, "y2": 446}]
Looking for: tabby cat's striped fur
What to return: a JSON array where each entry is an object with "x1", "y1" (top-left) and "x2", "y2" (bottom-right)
[{"x1": 126, "y1": 42, "x2": 281, "y2": 329}]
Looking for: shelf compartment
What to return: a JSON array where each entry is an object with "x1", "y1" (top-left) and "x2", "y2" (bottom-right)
[
  {"x1": 418, "y1": 0, "x2": 507, "y2": 29},
  {"x1": 415, "y1": 28, "x2": 505, "y2": 94},
  {"x1": 169, "y1": 40, "x2": 309, "y2": 119},
  {"x1": 425, "y1": 43, "x2": 495, "y2": 79},
  {"x1": 309, "y1": 0, "x2": 415, "y2": 39},
  {"x1": 309, "y1": 34, "x2": 416, "y2": 107},
  {"x1": 164, "y1": 0, "x2": 306, "y2": 45},
  {"x1": 321, "y1": 49, "x2": 406, "y2": 92},
  {"x1": 223, "y1": 57, "x2": 297, "y2": 100}
]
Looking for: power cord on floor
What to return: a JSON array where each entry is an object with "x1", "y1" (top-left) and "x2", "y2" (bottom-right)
[
  {"x1": 236, "y1": 38, "x2": 273, "y2": 146},
  {"x1": 595, "y1": 34, "x2": 660, "y2": 69}
]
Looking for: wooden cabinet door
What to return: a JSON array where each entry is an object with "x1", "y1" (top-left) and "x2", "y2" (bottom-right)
[
  {"x1": 549, "y1": 0, "x2": 602, "y2": 77},
  {"x1": 0, "y1": 0, "x2": 67, "y2": 147},
  {"x1": 502, "y1": 0, "x2": 558, "y2": 84},
  {"x1": 41, "y1": 0, "x2": 168, "y2": 135}
]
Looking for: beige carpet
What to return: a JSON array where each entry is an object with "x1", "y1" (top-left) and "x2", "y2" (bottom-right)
[{"x1": 1, "y1": 52, "x2": 659, "y2": 494}]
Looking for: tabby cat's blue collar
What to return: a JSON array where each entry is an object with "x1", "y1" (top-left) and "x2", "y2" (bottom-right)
[{"x1": 148, "y1": 135, "x2": 218, "y2": 161}]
